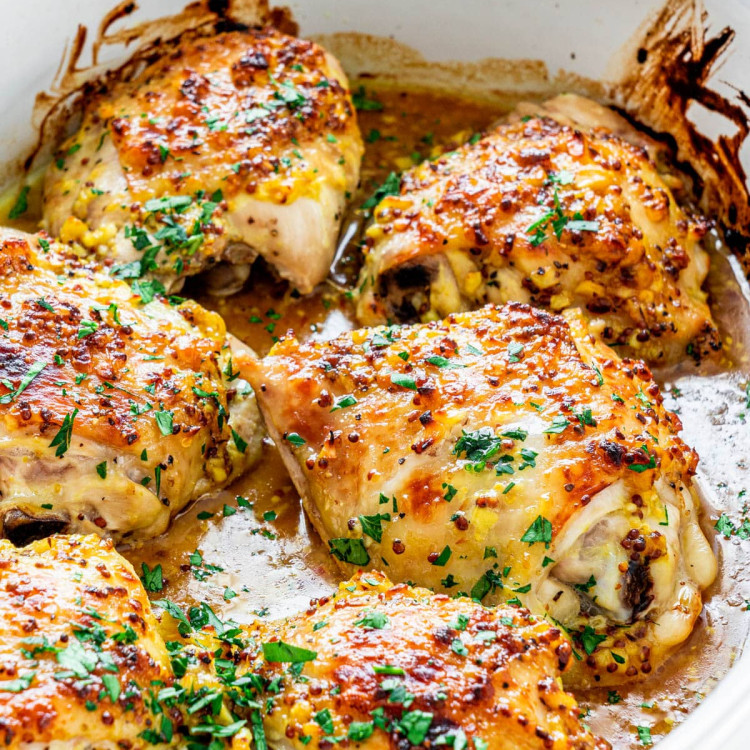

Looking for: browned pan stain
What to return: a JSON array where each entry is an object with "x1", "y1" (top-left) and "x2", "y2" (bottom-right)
[{"x1": 613, "y1": 0, "x2": 750, "y2": 265}]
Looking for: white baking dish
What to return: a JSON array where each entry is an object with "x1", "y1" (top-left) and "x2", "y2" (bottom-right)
[{"x1": 1, "y1": 0, "x2": 749, "y2": 747}]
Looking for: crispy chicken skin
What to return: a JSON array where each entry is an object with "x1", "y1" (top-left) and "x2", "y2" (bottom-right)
[
  {"x1": 248, "y1": 303, "x2": 716, "y2": 687},
  {"x1": 0, "y1": 535, "x2": 171, "y2": 749},
  {"x1": 43, "y1": 28, "x2": 363, "y2": 295},
  {"x1": 0, "y1": 229, "x2": 262, "y2": 544},
  {"x1": 160, "y1": 570, "x2": 607, "y2": 750},
  {"x1": 356, "y1": 95, "x2": 719, "y2": 365},
  {"x1": 239, "y1": 571, "x2": 607, "y2": 750},
  {"x1": 0, "y1": 537, "x2": 608, "y2": 749}
]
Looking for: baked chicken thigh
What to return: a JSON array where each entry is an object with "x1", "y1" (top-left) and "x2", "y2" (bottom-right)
[
  {"x1": 356, "y1": 95, "x2": 719, "y2": 365},
  {"x1": 0, "y1": 229, "x2": 261, "y2": 544},
  {"x1": 0, "y1": 535, "x2": 172, "y2": 748},
  {"x1": 0, "y1": 533, "x2": 606, "y2": 749},
  {"x1": 43, "y1": 27, "x2": 363, "y2": 295},
  {"x1": 249, "y1": 303, "x2": 716, "y2": 687},
  {"x1": 161, "y1": 570, "x2": 607, "y2": 750}
]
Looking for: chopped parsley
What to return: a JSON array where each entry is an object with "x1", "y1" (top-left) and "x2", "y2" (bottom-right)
[
  {"x1": 348, "y1": 722, "x2": 374, "y2": 741},
  {"x1": 271, "y1": 77, "x2": 308, "y2": 110},
  {"x1": 470, "y1": 569, "x2": 504, "y2": 601},
  {"x1": 314, "y1": 708, "x2": 334, "y2": 734},
  {"x1": 231, "y1": 429, "x2": 248, "y2": 454},
  {"x1": 144, "y1": 195, "x2": 192, "y2": 213},
  {"x1": 451, "y1": 638, "x2": 468, "y2": 656},
  {"x1": 574, "y1": 408, "x2": 596, "y2": 427},
  {"x1": 397, "y1": 710, "x2": 433, "y2": 745},
  {"x1": 77, "y1": 320, "x2": 98, "y2": 339},
  {"x1": 390, "y1": 373, "x2": 417, "y2": 390},
  {"x1": 518, "y1": 448, "x2": 537, "y2": 469},
  {"x1": 636, "y1": 726, "x2": 653, "y2": 746},
  {"x1": 362, "y1": 172, "x2": 400, "y2": 210},
  {"x1": 442, "y1": 483, "x2": 457, "y2": 501},
  {"x1": 0, "y1": 672, "x2": 35, "y2": 692},
  {"x1": 573, "y1": 575, "x2": 597, "y2": 593},
  {"x1": 525, "y1": 188, "x2": 600, "y2": 246},
  {"x1": 261, "y1": 641, "x2": 317, "y2": 663},
  {"x1": 580, "y1": 625, "x2": 607, "y2": 655},
  {"x1": 501, "y1": 428, "x2": 527, "y2": 441},
  {"x1": 132, "y1": 278, "x2": 165, "y2": 304},
  {"x1": 329, "y1": 537, "x2": 370, "y2": 565},
  {"x1": 360, "y1": 513, "x2": 389, "y2": 543},
  {"x1": 431, "y1": 545, "x2": 452, "y2": 566},
  {"x1": 0, "y1": 361, "x2": 46, "y2": 404},
  {"x1": 425, "y1": 355, "x2": 465, "y2": 370},
  {"x1": 372, "y1": 664, "x2": 404, "y2": 675},
  {"x1": 520, "y1": 515, "x2": 552, "y2": 547},
  {"x1": 330, "y1": 394, "x2": 358, "y2": 412},
  {"x1": 714, "y1": 513, "x2": 749, "y2": 539},
  {"x1": 507, "y1": 341, "x2": 524, "y2": 362},
  {"x1": 354, "y1": 610, "x2": 389, "y2": 629},
  {"x1": 628, "y1": 444, "x2": 657, "y2": 473},
  {"x1": 49, "y1": 409, "x2": 78, "y2": 457},
  {"x1": 140, "y1": 563, "x2": 163, "y2": 592},
  {"x1": 543, "y1": 415, "x2": 570, "y2": 434},
  {"x1": 8, "y1": 186, "x2": 30, "y2": 219},
  {"x1": 154, "y1": 410, "x2": 174, "y2": 436},
  {"x1": 352, "y1": 86, "x2": 384, "y2": 112},
  {"x1": 453, "y1": 427, "x2": 502, "y2": 464}
]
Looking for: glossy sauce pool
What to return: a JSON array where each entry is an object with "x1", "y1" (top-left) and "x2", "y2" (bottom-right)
[{"x1": 10, "y1": 81, "x2": 750, "y2": 750}]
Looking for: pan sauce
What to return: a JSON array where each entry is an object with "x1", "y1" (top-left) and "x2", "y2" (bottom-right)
[{"x1": 7, "y1": 81, "x2": 750, "y2": 750}]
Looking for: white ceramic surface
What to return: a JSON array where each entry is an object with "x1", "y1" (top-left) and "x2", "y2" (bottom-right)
[{"x1": 1, "y1": 1, "x2": 749, "y2": 746}]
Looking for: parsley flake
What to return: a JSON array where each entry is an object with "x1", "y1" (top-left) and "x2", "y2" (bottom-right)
[
  {"x1": 262, "y1": 641, "x2": 317, "y2": 663},
  {"x1": 49, "y1": 409, "x2": 78, "y2": 457},
  {"x1": 329, "y1": 537, "x2": 370, "y2": 565},
  {"x1": 520, "y1": 515, "x2": 552, "y2": 547}
]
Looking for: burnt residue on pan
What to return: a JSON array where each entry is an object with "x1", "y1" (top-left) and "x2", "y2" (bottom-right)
[{"x1": 611, "y1": 0, "x2": 750, "y2": 274}]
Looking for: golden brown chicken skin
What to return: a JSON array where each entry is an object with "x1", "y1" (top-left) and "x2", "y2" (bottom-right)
[
  {"x1": 356, "y1": 95, "x2": 719, "y2": 365},
  {"x1": 160, "y1": 571, "x2": 607, "y2": 750},
  {"x1": 43, "y1": 28, "x2": 363, "y2": 295},
  {"x1": 0, "y1": 230, "x2": 261, "y2": 544},
  {"x1": 0, "y1": 538, "x2": 608, "y2": 749},
  {"x1": 0, "y1": 535, "x2": 171, "y2": 748},
  {"x1": 248, "y1": 303, "x2": 716, "y2": 687},
  {"x1": 0, "y1": 534, "x2": 258, "y2": 749}
]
